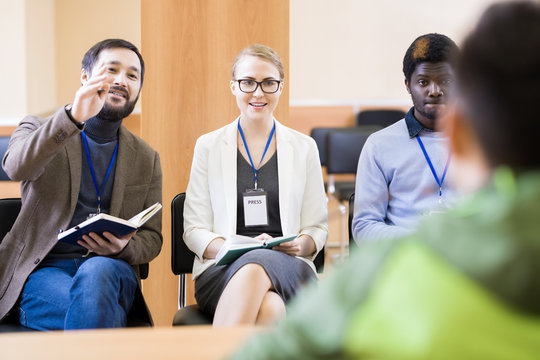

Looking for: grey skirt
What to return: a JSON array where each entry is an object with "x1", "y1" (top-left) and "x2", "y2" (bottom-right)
[{"x1": 194, "y1": 249, "x2": 315, "y2": 318}]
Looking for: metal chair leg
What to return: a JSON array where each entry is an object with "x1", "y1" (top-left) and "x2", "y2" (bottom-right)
[{"x1": 178, "y1": 274, "x2": 186, "y2": 309}]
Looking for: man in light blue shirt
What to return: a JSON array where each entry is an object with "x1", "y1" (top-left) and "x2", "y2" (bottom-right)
[{"x1": 352, "y1": 33, "x2": 459, "y2": 243}]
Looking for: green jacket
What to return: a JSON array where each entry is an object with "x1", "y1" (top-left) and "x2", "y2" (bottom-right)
[{"x1": 232, "y1": 168, "x2": 540, "y2": 359}]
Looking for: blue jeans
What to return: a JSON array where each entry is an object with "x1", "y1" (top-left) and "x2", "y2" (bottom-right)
[{"x1": 18, "y1": 256, "x2": 137, "y2": 330}]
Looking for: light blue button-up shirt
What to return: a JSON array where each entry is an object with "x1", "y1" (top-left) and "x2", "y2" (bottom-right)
[{"x1": 352, "y1": 108, "x2": 457, "y2": 243}]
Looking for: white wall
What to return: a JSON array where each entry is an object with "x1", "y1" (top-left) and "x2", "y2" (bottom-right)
[
  {"x1": 0, "y1": 1, "x2": 27, "y2": 120},
  {"x1": 290, "y1": 0, "x2": 502, "y2": 105},
  {"x1": 54, "y1": 0, "x2": 141, "y2": 108},
  {"x1": 0, "y1": 0, "x2": 140, "y2": 126},
  {"x1": 26, "y1": 0, "x2": 55, "y2": 116},
  {"x1": 0, "y1": 0, "x2": 524, "y2": 122}
]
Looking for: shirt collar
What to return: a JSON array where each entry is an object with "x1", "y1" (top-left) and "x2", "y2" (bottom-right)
[
  {"x1": 83, "y1": 116, "x2": 121, "y2": 144},
  {"x1": 405, "y1": 107, "x2": 434, "y2": 138}
]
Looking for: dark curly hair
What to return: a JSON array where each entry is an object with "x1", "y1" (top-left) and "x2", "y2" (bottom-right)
[
  {"x1": 402, "y1": 33, "x2": 459, "y2": 82},
  {"x1": 82, "y1": 39, "x2": 145, "y2": 86},
  {"x1": 458, "y1": 1, "x2": 540, "y2": 170}
]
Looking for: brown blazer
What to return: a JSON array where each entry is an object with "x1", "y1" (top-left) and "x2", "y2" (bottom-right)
[{"x1": 0, "y1": 108, "x2": 163, "y2": 321}]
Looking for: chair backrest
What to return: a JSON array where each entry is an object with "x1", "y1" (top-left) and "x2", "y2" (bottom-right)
[
  {"x1": 310, "y1": 127, "x2": 348, "y2": 166},
  {"x1": 326, "y1": 128, "x2": 374, "y2": 175},
  {"x1": 0, "y1": 137, "x2": 11, "y2": 181},
  {"x1": 311, "y1": 126, "x2": 381, "y2": 167},
  {"x1": 0, "y1": 198, "x2": 21, "y2": 243},
  {"x1": 171, "y1": 193, "x2": 194, "y2": 275},
  {"x1": 139, "y1": 262, "x2": 149, "y2": 280},
  {"x1": 356, "y1": 109, "x2": 406, "y2": 128},
  {"x1": 348, "y1": 193, "x2": 357, "y2": 253},
  {"x1": 0, "y1": 198, "x2": 31, "y2": 331},
  {"x1": 313, "y1": 245, "x2": 325, "y2": 273}
]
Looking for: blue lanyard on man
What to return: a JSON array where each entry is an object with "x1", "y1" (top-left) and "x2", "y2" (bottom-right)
[
  {"x1": 238, "y1": 120, "x2": 275, "y2": 190},
  {"x1": 81, "y1": 131, "x2": 119, "y2": 214},
  {"x1": 416, "y1": 135, "x2": 451, "y2": 204}
]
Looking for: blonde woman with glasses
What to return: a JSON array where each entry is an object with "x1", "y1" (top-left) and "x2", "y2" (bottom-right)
[{"x1": 183, "y1": 44, "x2": 328, "y2": 327}]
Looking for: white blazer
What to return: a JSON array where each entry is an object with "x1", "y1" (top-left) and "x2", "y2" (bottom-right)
[{"x1": 184, "y1": 118, "x2": 328, "y2": 279}]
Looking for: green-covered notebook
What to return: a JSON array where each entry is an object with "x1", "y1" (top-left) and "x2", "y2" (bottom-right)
[{"x1": 215, "y1": 234, "x2": 297, "y2": 266}]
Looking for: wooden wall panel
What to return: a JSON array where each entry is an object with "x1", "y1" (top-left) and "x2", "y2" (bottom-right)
[
  {"x1": 122, "y1": 113, "x2": 141, "y2": 137},
  {"x1": 140, "y1": 0, "x2": 289, "y2": 326},
  {"x1": 0, "y1": 127, "x2": 19, "y2": 198},
  {"x1": 290, "y1": 106, "x2": 355, "y2": 136},
  {"x1": 0, "y1": 127, "x2": 16, "y2": 136},
  {"x1": 0, "y1": 181, "x2": 20, "y2": 198}
]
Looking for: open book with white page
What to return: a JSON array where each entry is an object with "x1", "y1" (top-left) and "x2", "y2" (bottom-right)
[
  {"x1": 58, "y1": 202, "x2": 162, "y2": 246},
  {"x1": 215, "y1": 234, "x2": 297, "y2": 266}
]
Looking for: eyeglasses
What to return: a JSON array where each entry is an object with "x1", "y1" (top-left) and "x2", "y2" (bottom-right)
[{"x1": 236, "y1": 79, "x2": 282, "y2": 94}]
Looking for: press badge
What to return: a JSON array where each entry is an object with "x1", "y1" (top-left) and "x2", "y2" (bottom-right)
[{"x1": 243, "y1": 189, "x2": 268, "y2": 227}]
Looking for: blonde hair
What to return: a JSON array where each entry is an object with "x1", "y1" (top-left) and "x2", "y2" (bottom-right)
[{"x1": 231, "y1": 44, "x2": 285, "y2": 80}]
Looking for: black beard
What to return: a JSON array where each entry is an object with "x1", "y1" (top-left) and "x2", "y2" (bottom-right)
[
  {"x1": 416, "y1": 106, "x2": 437, "y2": 121},
  {"x1": 97, "y1": 97, "x2": 138, "y2": 122}
]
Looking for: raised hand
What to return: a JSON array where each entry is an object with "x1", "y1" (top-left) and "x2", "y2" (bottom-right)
[{"x1": 70, "y1": 63, "x2": 110, "y2": 123}]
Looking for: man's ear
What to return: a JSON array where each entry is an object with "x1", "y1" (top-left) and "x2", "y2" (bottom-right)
[
  {"x1": 81, "y1": 68, "x2": 89, "y2": 85},
  {"x1": 230, "y1": 80, "x2": 236, "y2": 95},
  {"x1": 404, "y1": 78, "x2": 411, "y2": 94}
]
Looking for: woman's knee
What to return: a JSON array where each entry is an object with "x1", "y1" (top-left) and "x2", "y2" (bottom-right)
[
  {"x1": 257, "y1": 291, "x2": 285, "y2": 325},
  {"x1": 232, "y1": 263, "x2": 271, "y2": 284}
]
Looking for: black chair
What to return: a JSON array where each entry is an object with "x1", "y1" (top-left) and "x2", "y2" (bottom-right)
[
  {"x1": 310, "y1": 125, "x2": 381, "y2": 168},
  {"x1": 311, "y1": 126, "x2": 381, "y2": 259},
  {"x1": 311, "y1": 127, "x2": 354, "y2": 193},
  {"x1": 348, "y1": 193, "x2": 357, "y2": 254},
  {"x1": 311, "y1": 127, "x2": 351, "y2": 167},
  {"x1": 171, "y1": 192, "x2": 325, "y2": 326},
  {"x1": 326, "y1": 128, "x2": 374, "y2": 257},
  {"x1": 0, "y1": 137, "x2": 11, "y2": 181},
  {"x1": 356, "y1": 109, "x2": 406, "y2": 128},
  {"x1": 0, "y1": 198, "x2": 33, "y2": 332},
  {"x1": 171, "y1": 193, "x2": 212, "y2": 325}
]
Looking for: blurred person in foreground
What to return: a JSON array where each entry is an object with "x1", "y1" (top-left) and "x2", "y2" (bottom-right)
[{"x1": 232, "y1": 1, "x2": 540, "y2": 358}]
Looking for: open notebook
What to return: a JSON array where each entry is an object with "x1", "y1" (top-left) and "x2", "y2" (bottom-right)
[
  {"x1": 58, "y1": 202, "x2": 162, "y2": 246},
  {"x1": 215, "y1": 234, "x2": 297, "y2": 266}
]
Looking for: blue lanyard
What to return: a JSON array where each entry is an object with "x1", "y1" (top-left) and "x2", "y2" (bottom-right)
[
  {"x1": 416, "y1": 136, "x2": 451, "y2": 201},
  {"x1": 238, "y1": 120, "x2": 275, "y2": 189},
  {"x1": 81, "y1": 131, "x2": 119, "y2": 214}
]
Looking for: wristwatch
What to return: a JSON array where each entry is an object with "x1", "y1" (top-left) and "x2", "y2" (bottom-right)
[{"x1": 64, "y1": 104, "x2": 85, "y2": 129}]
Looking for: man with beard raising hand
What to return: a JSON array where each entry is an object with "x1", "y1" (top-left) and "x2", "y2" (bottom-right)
[
  {"x1": 0, "y1": 39, "x2": 162, "y2": 330},
  {"x1": 352, "y1": 34, "x2": 459, "y2": 243}
]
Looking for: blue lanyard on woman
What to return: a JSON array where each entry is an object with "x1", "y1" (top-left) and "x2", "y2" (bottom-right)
[
  {"x1": 81, "y1": 131, "x2": 119, "y2": 214},
  {"x1": 238, "y1": 120, "x2": 275, "y2": 190},
  {"x1": 416, "y1": 135, "x2": 451, "y2": 204}
]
